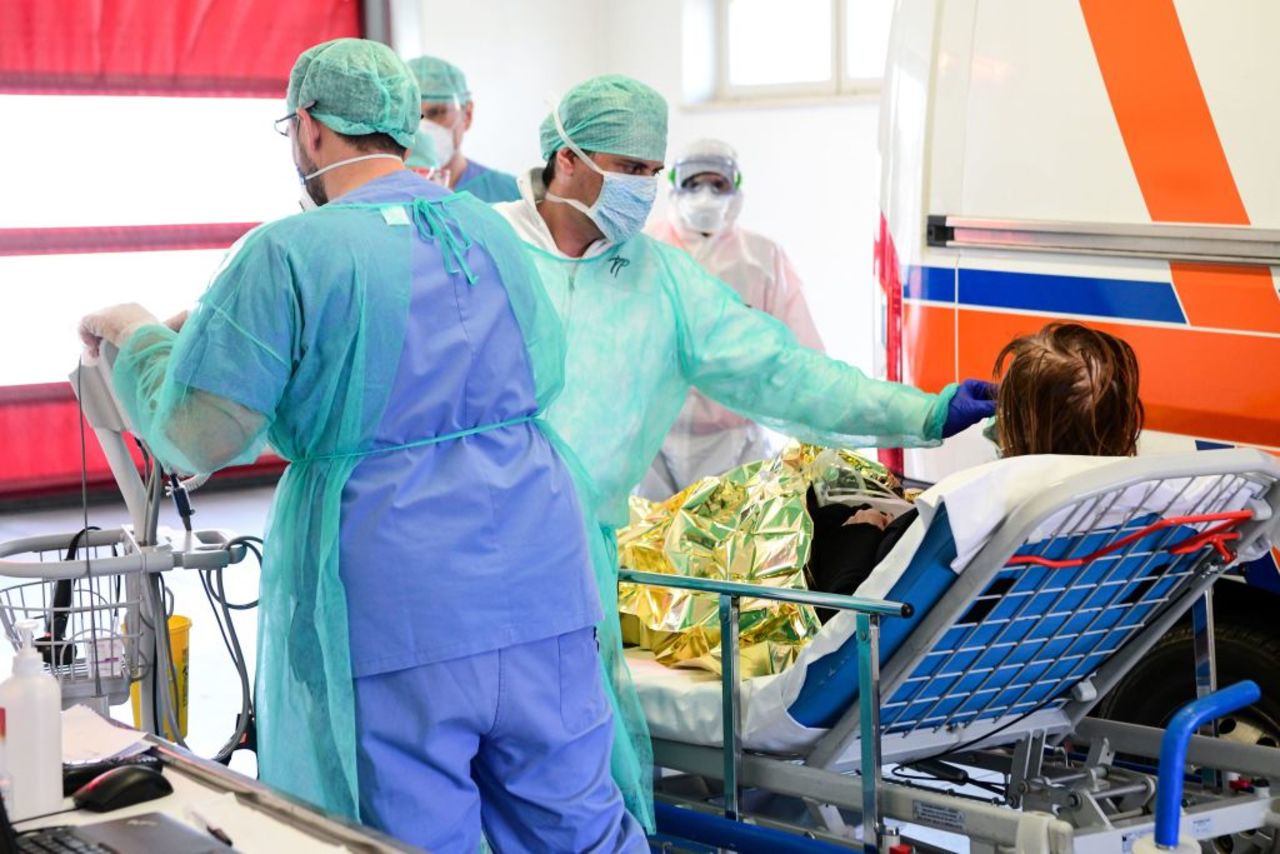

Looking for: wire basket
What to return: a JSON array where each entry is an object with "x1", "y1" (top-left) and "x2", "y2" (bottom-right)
[{"x1": 0, "y1": 535, "x2": 147, "y2": 708}]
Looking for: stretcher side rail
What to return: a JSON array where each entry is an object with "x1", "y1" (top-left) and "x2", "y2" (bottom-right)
[
  {"x1": 618, "y1": 570, "x2": 911, "y2": 618},
  {"x1": 619, "y1": 569, "x2": 909, "y2": 847}
]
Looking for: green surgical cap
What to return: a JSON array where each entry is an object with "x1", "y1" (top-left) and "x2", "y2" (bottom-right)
[
  {"x1": 406, "y1": 55, "x2": 470, "y2": 102},
  {"x1": 539, "y1": 75, "x2": 668, "y2": 163},
  {"x1": 287, "y1": 38, "x2": 420, "y2": 149}
]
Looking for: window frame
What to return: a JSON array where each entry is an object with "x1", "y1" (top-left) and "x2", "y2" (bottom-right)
[{"x1": 713, "y1": 0, "x2": 886, "y2": 101}]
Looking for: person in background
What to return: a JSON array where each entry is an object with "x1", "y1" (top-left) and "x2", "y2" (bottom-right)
[
  {"x1": 808, "y1": 322, "x2": 1145, "y2": 603},
  {"x1": 493, "y1": 73, "x2": 998, "y2": 825},
  {"x1": 641, "y1": 138, "x2": 826, "y2": 499},
  {"x1": 405, "y1": 55, "x2": 521, "y2": 203},
  {"x1": 78, "y1": 39, "x2": 644, "y2": 854}
]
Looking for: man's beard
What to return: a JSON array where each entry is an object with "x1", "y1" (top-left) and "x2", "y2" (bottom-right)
[{"x1": 294, "y1": 143, "x2": 329, "y2": 207}]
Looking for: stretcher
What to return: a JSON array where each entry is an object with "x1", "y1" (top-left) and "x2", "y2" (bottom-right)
[{"x1": 624, "y1": 449, "x2": 1280, "y2": 853}]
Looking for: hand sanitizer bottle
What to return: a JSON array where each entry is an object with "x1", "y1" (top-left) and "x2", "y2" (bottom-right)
[{"x1": 0, "y1": 621, "x2": 62, "y2": 819}]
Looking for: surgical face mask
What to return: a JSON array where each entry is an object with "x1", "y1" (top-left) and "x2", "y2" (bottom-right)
[
  {"x1": 543, "y1": 107, "x2": 659, "y2": 245},
  {"x1": 674, "y1": 186, "x2": 739, "y2": 236},
  {"x1": 295, "y1": 151, "x2": 403, "y2": 211},
  {"x1": 419, "y1": 118, "x2": 457, "y2": 167}
]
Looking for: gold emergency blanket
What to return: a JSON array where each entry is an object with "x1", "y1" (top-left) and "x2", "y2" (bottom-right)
[{"x1": 618, "y1": 442, "x2": 905, "y2": 677}]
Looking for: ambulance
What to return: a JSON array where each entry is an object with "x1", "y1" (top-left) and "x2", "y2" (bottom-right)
[{"x1": 875, "y1": 0, "x2": 1280, "y2": 746}]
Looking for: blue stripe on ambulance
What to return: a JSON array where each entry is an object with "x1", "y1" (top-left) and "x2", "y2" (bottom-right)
[{"x1": 905, "y1": 266, "x2": 1188, "y2": 324}]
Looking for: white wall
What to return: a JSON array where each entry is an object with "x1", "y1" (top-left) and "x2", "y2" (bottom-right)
[
  {"x1": 405, "y1": 0, "x2": 608, "y2": 183},
  {"x1": 408, "y1": 0, "x2": 882, "y2": 371}
]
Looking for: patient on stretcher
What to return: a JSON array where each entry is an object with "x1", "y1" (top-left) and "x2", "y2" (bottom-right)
[
  {"x1": 619, "y1": 323, "x2": 1142, "y2": 674},
  {"x1": 807, "y1": 322, "x2": 1143, "y2": 608}
]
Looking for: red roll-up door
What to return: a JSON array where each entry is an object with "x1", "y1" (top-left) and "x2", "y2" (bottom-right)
[
  {"x1": 0, "y1": 0, "x2": 361, "y2": 94},
  {"x1": 0, "y1": 0, "x2": 362, "y2": 500}
]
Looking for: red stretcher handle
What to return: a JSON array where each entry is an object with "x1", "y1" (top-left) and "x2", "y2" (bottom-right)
[{"x1": 1005, "y1": 510, "x2": 1253, "y2": 569}]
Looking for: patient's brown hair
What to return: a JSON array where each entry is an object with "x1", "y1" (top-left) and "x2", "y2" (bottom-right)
[{"x1": 994, "y1": 323, "x2": 1143, "y2": 457}]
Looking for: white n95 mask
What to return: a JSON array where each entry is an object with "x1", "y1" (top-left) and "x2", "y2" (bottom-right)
[
  {"x1": 419, "y1": 119, "x2": 457, "y2": 167},
  {"x1": 543, "y1": 105, "x2": 658, "y2": 245},
  {"x1": 674, "y1": 186, "x2": 741, "y2": 236}
]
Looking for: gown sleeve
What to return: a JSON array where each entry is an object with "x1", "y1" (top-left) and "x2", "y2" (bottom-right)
[
  {"x1": 660, "y1": 247, "x2": 954, "y2": 447},
  {"x1": 112, "y1": 227, "x2": 296, "y2": 475}
]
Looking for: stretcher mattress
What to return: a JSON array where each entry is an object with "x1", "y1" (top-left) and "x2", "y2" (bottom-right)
[{"x1": 630, "y1": 455, "x2": 1264, "y2": 755}]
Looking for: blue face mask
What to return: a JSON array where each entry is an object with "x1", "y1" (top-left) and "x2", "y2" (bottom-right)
[{"x1": 544, "y1": 108, "x2": 658, "y2": 245}]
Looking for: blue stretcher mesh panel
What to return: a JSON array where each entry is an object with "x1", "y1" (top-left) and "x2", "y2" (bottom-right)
[
  {"x1": 880, "y1": 514, "x2": 1196, "y2": 734},
  {"x1": 788, "y1": 471, "x2": 1257, "y2": 735}
]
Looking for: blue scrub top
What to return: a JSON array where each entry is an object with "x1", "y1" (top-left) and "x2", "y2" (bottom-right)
[
  {"x1": 455, "y1": 159, "x2": 521, "y2": 203},
  {"x1": 335, "y1": 171, "x2": 599, "y2": 676},
  {"x1": 181, "y1": 171, "x2": 600, "y2": 679}
]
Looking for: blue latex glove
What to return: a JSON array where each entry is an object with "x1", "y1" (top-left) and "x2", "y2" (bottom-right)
[{"x1": 942, "y1": 379, "x2": 998, "y2": 438}]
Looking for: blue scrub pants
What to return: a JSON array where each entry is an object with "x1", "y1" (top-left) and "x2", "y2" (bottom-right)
[{"x1": 353, "y1": 627, "x2": 648, "y2": 853}]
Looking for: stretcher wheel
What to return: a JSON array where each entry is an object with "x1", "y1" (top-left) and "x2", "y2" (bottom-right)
[{"x1": 1098, "y1": 622, "x2": 1280, "y2": 752}]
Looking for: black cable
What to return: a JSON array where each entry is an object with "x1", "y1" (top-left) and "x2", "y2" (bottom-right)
[
  {"x1": 881, "y1": 772, "x2": 1006, "y2": 806},
  {"x1": 933, "y1": 704, "x2": 1049, "y2": 763},
  {"x1": 889, "y1": 692, "x2": 1073, "y2": 803},
  {"x1": 206, "y1": 540, "x2": 259, "y2": 763},
  {"x1": 43, "y1": 526, "x2": 100, "y2": 667},
  {"x1": 889, "y1": 765, "x2": 1007, "y2": 797},
  {"x1": 206, "y1": 537, "x2": 262, "y2": 610}
]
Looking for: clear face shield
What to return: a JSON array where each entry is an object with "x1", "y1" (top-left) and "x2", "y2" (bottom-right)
[{"x1": 670, "y1": 154, "x2": 743, "y2": 237}]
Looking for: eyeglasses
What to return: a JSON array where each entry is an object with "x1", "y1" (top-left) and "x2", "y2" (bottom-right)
[{"x1": 273, "y1": 101, "x2": 317, "y2": 137}]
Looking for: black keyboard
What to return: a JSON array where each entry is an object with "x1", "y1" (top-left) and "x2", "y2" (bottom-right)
[{"x1": 16, "y1": 826, "x2": 109, "y2": 853}]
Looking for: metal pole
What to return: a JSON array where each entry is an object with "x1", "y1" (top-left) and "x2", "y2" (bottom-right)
[
  {"x1": 361, "y1": 0, "x2": 392, "y2": 45},
  {"x1": 720, "y1": 593, "x2": 742, "y2": 821},
  {"x1": 1191, "y1": 590, "x2": 1221, "y2": 789},
  {"x1": 134, "y1": 572, "x2": 157, "y2": 735},
  {"x1": 857, "y1": 612, "x2": 884, "y2": 853},
  {"x1": 1191, "y1": 590, "x2": 1219, "y2": 702}
]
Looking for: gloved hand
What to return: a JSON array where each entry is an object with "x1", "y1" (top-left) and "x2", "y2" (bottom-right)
[
  {"x1": 78, "y1": 303, "x2": 159, "y2": 359},
  {"x1": 942, "y1": 379, "x2": 998, "y2": 438}
]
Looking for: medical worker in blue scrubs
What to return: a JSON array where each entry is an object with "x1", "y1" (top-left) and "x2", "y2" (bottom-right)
[
  {"x1": 78, "y1": 38, "x2": 645, "y2": 854},
  {"x1": 405, "y1": 55, "x2": 521, "y2": 203}
]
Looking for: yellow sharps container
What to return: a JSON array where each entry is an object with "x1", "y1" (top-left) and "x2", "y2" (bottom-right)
[{"x1": 130, "y1": 614, "x2": 190, "y2": 740}]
